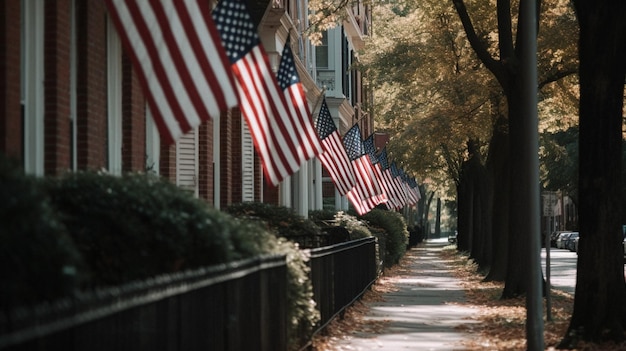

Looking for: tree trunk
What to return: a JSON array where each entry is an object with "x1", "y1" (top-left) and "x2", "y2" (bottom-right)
[
  {"x1": 484, "y1": 116, "x2": 510, "y2": 282},
  {"x1": 502, "y1": 82, "x2": 537, "y2": 298},
  {"x1": 457, "y1": 150, "x2": 474, "y2": 252},
  {"x1": 435, "y1": 198, "x2": 441, "y2": 238},
  {"x1": 559, "y1": 0, "x2": 626, "y2": 345}
]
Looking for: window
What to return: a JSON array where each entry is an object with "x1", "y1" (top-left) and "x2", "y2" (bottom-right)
[{"x1": 315, "y1": 31, "x2": 329, "y2": 69}]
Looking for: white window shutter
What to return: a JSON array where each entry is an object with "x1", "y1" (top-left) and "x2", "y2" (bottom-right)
[
  {"x1": 176, "y1": 128, "x2": 199, "y2": 197},
  {"x1": 242, "y1": 119, "x2": 255, "y2": 202}
]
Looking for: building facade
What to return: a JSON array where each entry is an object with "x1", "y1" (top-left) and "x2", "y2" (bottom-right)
[{"x1": 0, "y1": 0, "x2": 372, "y2": 215}]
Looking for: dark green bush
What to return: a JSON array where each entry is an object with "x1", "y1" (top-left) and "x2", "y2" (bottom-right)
[
  {"x1": 361, "y1": 208, "x2": 408, "y2": 267},
  {"x1": 225, "y1": 203, "x2": 322, "y2": 345},
  {"x1": 4, "y1": 168, "x2": 320, "y2": 349},
  {"x1": 48, "y1": 175, "x2": 318, "y2": 349},
  {"x1": 226, "y1": 202, "x2": 322, "y2": 243},
  {"x1": 46, "y1": 171, "x2": 238, "y2": 288},
  {"x1": 0, "y1": 155, "x2": 84, "y2": 311},
  {"x1": 308, "y1": 209, "x2": 337, "y2": 223}
]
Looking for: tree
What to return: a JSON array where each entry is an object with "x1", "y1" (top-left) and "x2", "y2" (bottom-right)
[
  {"x1": 558, "y1": 0, "x2": 626, "y2": 346},
  {"x1": 361, "y1": 3, "x2": 499, "y2": 257},
  {"x1": 451, "y1": 0, "x2": 578, "y2": 297}
]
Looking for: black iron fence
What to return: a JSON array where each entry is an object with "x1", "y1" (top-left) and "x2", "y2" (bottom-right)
[
  {"x1": 1, "y1": 237, "x2": 380, "y2": 351},
  {"x1": 308, "y1": 237, "x2": 379, "y2": 332},
  {"x1": 0, "y1": 255, "x2": 288, "y2": 351}
]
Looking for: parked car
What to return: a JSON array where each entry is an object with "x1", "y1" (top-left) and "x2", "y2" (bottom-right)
[
  {"x1": 550, "y1": 231, "x2": 570, "y2": 248},
  {"x1": 565, "y1": 232, "x2": 579, "y2": 252},
  {"x1": 556, "y1": 232, "x2": 575, "y2": 249},
  {"x1": 448, "y1": 231, "x2": 458, "y2": 244}
]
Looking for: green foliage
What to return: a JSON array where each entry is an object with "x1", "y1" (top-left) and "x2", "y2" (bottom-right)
[
  {"x1": 46, "y1": 171, "x2": 237, "y2": 287},
  {"x1": 308, "y1": 209, "x2": 337, "y2": 223},
  {"x1": 226, "y1": 202, "x2": 323, "y2": 243},
  {"x1": 225, "y1": 202, "x2": 321, "y2": 348},
  {"x1": 0, "y1": 155, "x2": 85, "y2": 310},
  {"x1": 361, "y1": 209, "x2": 408, "y2": 266},
  {"x1": 333, "y1": 211, "x2": 373, "y2": 239},
  {"x1": 2, "y1": 167, "x2": 321, "y2": 349},
  {"x1": 309, "y1": 209, "x2": 373, "y2": 242},
  {"x1": 539, "y1": 126, "x2": 578, "y2": 201}
]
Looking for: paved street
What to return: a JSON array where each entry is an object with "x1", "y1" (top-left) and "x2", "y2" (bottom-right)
[{"x1": 541, "y1": 247, "x2": 577, "y2": 295}]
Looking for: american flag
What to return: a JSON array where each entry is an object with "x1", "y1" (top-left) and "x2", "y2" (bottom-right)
[
  {"x1": 391, "y1": 162, "x2": 413, "y2": 206},
  {"x1": 213, "y1": 0, "x2": 308, "y2": 186},
  {"x1": 277, "y1": 36, "x2": 323, "y2": 162},
  {"x1": 363, "y1": 134, "x2": 397, "y2": 209},
  {"x1": 105, "y1": 0, "x2": 237, "y2": 144},
  {"x1": 408, "y1": 176, "x2": 421, "y2": 202},
  {"x1": 398, "y1": 167, "x2": 420, "y2": 205},
  {"x1": 314, "y1": 99, "x2": 356, "y2": 195},
  {"x1": 343, "y1": 124, "x2": 385, "y2": 214},
  {"x1": 379, "y1": 148, "x2": 407, "y2": 208}
]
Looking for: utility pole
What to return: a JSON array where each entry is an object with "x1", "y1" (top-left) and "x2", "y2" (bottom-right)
[{"x1": 519, "y1": 0, "x2": 544, "y2": 349}]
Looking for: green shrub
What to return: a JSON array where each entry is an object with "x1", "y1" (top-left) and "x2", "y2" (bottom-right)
[
  {"x1": 334, "y1": 211, "x2": 372, "y2": 239},
  {"x1": 0, "y1": 155, "x2": 84, "y2": 311},
  {"x1": 361, "y1": 209, "x2": 408, "y2": 266},
  {"x1": 220, "y1": 217, "x2": 319, "y2": 350},
  {"x1": 309, "y1": 209, "x2": 372, "y2": 240},
  {"x1": 226, "y1": 202, "x2": 320, "y2": 348},
  {"x1": 226, "y1": 202, "x2": 322, "y2": 244},
  {"x1": 46, "y1": 171, "x2": 240, "y2": 287},
  {"x1": 308, "y1": 209, "x2": 336, "y2": 223}
]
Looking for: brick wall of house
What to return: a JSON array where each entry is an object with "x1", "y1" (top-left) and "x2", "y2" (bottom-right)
[
  {"x1": 0, "y1": 0, "x2": 22, "y2": 160},
  {"x1": 75, "y1": 0, "x2": 107, "y2": 170},
  {"x1": 44, "y1": 0, "x2": 72, "y2": 175},
  {"x1": 257, "y1": 151, "x2": 266, "y2": 203},
  {"x1": 159, "y1": 142, "x2": 176, "y2": 181},
  {"x1": 230, "y1": 109, "x2": 242, "y2": 204},
  {"x1": 220, "y1": 109, "x2": 233, "y2": 207},
  {"x1": 121, "y1": 53, "x2": 146, "y2": 173}
]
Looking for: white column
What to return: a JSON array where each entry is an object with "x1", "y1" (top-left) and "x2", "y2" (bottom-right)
[{"x1": 279, "y1": 177, "x2": 292, "y2": 208}]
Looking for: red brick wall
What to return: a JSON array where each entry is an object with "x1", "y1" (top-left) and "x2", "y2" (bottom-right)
[
  {"x1": 254, "y1": 149, "x2": 262, "y2": 202},
  {"x1": 159, "y1": 141, "x2": 176, "y2": 181},
  {"x1": 75, "y1": 0, "x2": 107, "y2": 170},
  {"x1": 230, "y1": 109, "x2": 242, "y2": 204},
  {"x1": 220, "y1": 109, "x2": 233, "y2": 207},
  {"x1": 0, "y1": 1, "x2": 22, "y2": 160},
  {"x1": 44, "y1": 0, "x2": 72, "y2": 175},
  {"x1": 121, "y1": 52, "x2": 146, "y2": 173}
]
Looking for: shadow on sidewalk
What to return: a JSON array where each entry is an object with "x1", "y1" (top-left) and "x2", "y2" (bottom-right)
[{"x1": 323, "y1": 239, "x2": 478, "y2": 351}]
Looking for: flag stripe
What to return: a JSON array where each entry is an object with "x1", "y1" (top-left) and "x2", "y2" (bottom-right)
[
  {"x1": 172, "y1": 1, "x2": 232, "y2": 115},
  {"x1": 285, "y1": 84, "x2": 323, "y2": 159},
  {"x1": 314, "y1": 99, "x2": 356, "y2": 196},
  {"x1": 105, "y1": 0, "x2": 237, "y2": 144}
]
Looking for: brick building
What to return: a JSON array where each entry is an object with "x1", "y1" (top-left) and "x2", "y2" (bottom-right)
[{"x1": 0, "y1": 0, "x2": 372, "y2": 215}]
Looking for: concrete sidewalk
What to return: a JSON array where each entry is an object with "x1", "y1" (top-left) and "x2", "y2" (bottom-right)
[{"x1": 328, "y1": 239, "x2": 477, "y2": 350}]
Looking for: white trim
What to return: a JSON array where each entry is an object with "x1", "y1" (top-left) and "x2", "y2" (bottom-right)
[
  {"x1": 107, "y1": 16, "x2": 123, "y2": 175},
  {"x1": 21, "y1": 0, "x2": 45, "y2": 176}
]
